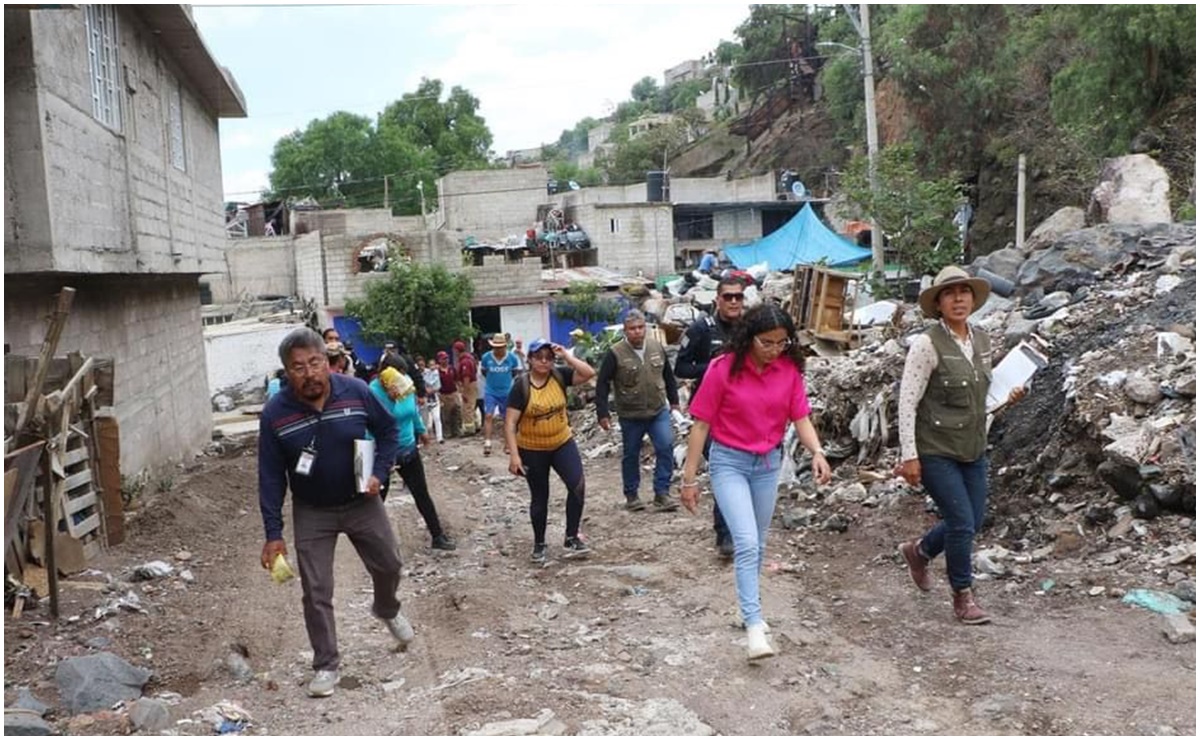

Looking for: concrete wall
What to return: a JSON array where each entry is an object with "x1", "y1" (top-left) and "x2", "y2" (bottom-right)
[
  {"x1": 500, "y1": 303, "x2": 548, "y2": 346},
  {"x1": 206, "y1": 237, "x2": 296, "y2": 304},
  {"x1": 291, "y1": 208, "x2": 398, "y2": 239},
  {"x1": 436, "y1": 167, "x2": 549, "y2": 238},
  {"x1": 204, "y1": 320, "x2": 298, "y2": 395},
  {"x1": 294, "y1": 231, "x2": 324, "y2": 306},
  {"x1": 714, "y1": 209, "x2": 763, "y2": 242},
  {"x1": 671, "y1": 172, "x2": 777, "y2": 204},
  {"x1": 4, "y1": 6, "x2": 227, "y2": 276},
  {"x1": 4, "y1": 274, "x2": 212, "y2": 477},
  {"x1": 573, "y1": 203, "x2": 674, "y2": 277},
  {"x1": 460, "y1": 256, "x2": 544, "y2": 304}
]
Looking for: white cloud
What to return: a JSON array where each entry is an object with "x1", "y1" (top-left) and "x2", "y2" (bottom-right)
[
  {"x1": 420, "y1": 5, "x2": 748, "y2": 153},
  {"x1": 222, "y1": 168, "x2": 270, "y2": 202}
]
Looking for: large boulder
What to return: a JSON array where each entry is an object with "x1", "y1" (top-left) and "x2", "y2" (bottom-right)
[
  {"x1": 971, "y1": 246, "x2": 1026, "y2": 283},
  {"x1": 55, "y1": 652, "x2": 152, "y2": 715},
  {"x1": 1025, "y1": 206, "x2": 1086, "y2": 253},
  {"x1": 1087, "y1": 154, "x2": 1171, "y2": 225}
]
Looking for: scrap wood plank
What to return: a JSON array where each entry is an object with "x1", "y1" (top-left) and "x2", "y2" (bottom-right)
[
  {"x1": 3, "y1": 441, "x2": 45, "y2": 555},
  {"x1": 13, "y1": 287, "x2": 75, "y2": 441}
]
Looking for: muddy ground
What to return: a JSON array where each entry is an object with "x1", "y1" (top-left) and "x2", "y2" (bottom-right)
[{"x1": 4, "y1": 431, "x2": 1196, "y2": 736}]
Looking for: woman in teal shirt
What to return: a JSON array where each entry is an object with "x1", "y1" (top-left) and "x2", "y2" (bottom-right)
[{"x1": 370, "y1": 365, "x2": 457, "y2": 551}]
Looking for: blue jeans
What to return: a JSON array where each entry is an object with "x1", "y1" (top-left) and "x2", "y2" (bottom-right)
[
  {"x1": 618, "y1": 407, "x2": 674, "y2": 498},
  {"x1": 919, "y1": 454, "x2": 989, "y2": 591},
  {"x1": 708, "y1": 440, "x2": 783, "y2": 628}
]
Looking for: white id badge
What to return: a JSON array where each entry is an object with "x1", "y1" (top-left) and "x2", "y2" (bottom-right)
[{"x1": 295, "y1": 450, "x2": 316, "y2": 476}]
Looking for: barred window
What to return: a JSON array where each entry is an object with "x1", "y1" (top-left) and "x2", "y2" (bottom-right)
[
  {"x1": 84, "y1": 5, "x2": 121, "y2": 131},
  {"x1": 169, "y1": 84, "x2": 185, "y2": 171}
]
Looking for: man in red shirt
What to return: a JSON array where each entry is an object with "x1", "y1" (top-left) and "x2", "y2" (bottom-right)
[
  {"x1": 436, "y1": 351, "x2": 461, "y2": 438},
  {"x1": 455, "y1": 340, "x2": 479, "y2": 435}
]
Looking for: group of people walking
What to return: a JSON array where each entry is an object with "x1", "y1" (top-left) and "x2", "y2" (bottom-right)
[{"x1": 258, "y1": 264, "x2": 1026, "y2": 694}]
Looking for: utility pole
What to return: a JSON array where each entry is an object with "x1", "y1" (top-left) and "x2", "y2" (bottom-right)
[
  {"x1": 416, "y1": 180, "x2": 427, "y2": 218},
  {"x1": 843, "y1": 3, "x2": 883, "y2": 280},
  {"x1": 383, "y1": 174, "x2": 390, "y2": 211},
  {"x1": 1016, "y1": 154, "x2": 1027, "y2": 252}
]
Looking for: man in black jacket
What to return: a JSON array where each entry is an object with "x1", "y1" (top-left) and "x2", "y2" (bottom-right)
[
  {"x1": 673, "y1": 275, "x2": 747, "y2": 557},
  {"x1": 259, "y1": 327, "x2": 410, "y2": 698}
]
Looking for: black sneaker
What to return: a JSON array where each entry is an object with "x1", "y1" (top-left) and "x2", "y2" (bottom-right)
[
  {"x1": 716, "y1": 534, "x2": 734, "y2": 559},
  {"x1": 530, "y1": 544, "x2": 548, "y2": 564},
  {"x1": 624, "y1": 497, "x2": 646, "y2": 512},
  {"x1": 562, "y1": 536, "x2": 591, "y2": 559},
  {"x1": 432, "y1": 534, "x2": 457, "y2": 551},
  {"x1": 653, "y1": 495, "x2": 679, "y2": 512}
]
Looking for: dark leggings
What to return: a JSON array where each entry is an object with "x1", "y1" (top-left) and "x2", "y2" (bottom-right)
[
  {"x1": 380, "y1": 448, "x2": 444, "y2": 539},
  {"x1": 520, "y1": 438, "x2": 586, "y2": 545}
]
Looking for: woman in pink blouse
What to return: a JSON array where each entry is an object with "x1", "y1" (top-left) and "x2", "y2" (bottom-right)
[{"x1": 680, "y1": 304, "x2": 832, "y2": 662}]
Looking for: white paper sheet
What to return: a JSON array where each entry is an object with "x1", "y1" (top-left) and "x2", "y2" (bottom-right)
[
  {"x1": 354, "y1": 439, "x2": 375, "y2": 493},
  {"x1": 987, "y1": 339, "x2": 1049, "y2": 413}
]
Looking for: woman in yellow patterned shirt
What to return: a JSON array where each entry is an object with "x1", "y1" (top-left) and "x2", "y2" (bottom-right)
[{"x1": 504, "y1": 338, "x2": 596, "y2": 564}]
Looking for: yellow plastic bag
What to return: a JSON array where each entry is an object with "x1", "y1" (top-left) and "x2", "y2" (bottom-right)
[{"x1": 271, "y1": 553, "x2": 295, "y2": 584}]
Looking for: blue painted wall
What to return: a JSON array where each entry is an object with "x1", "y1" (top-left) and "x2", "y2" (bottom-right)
[{"x1": 547, "y1": 297, "x2": 632, "y2": 347}]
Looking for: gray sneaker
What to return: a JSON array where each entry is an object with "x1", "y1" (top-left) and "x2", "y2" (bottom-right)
[
  {"x1": 308, "y1": 669, "x2": 339, "y2": 698},
  {"x1": 624, "y1": 497, "x2": 646, "y2": 511},
  {"x1": 382, "y1": 613, "x2": 415, "y2": 651},
  {"x1": 530, "y1": 543, "x2": 548, "y2": 564}
]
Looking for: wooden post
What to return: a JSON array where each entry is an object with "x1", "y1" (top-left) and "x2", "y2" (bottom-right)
[
  {"x1": 14, "y1": 288, "x2": 76, "y2": 440},
  {"x1": 41, "y1": 446, "x2": 58, "y2": 617}
]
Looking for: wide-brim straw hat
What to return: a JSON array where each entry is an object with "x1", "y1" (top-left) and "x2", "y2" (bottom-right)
[
  {"x1": 918, "y1": 265, "x2": 991, "y2": 319},
  {"x1": 489, "y1": 334, "x2": 507, "y2": 348}
]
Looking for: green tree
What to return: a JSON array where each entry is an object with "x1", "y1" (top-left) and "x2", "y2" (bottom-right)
[
  {"x1": 714, "y1": 39, "x2": 743, "y2": 66},
  {"x1": 601, "y1": 117, "x2": 694, "y2": 185},
  {"x1": 344, "y1": 260, "x2": 475, "y2": 357},
  {"x1": 630, "y1": 76, "x2": 660, "y2": 103},
  {"x1": 840, "y1": 144, "x2": 962, "y2": 278},
  {"x1": 1043, "y1": 5, "x2": 1195, "y2": 156},
  {"x1": 265, "y1": 79, "x2": 495, "y2": 215},
  {"x1": 267, "y1": 111, "x2": 383, "y2": 207},
  {"x1": 378, "y1": 78, "x2": 494, "y2": 174}
]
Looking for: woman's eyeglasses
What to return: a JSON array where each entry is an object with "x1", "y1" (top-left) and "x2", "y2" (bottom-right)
[
  {"x1": 719, "y1": 292, "x2": 745, "y2": 302},
  {"x1": 754, "y1": 336, "x2": 793, "y2": 351}
]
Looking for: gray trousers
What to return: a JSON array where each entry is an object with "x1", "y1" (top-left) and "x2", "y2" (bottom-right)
[{"x1": 293, "y1": 495, "x2": 402, "y2": 671}]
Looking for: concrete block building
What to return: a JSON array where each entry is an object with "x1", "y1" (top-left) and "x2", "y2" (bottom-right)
[{"x1": 4, "y1": 5, "x2": 246, "y2": 476}]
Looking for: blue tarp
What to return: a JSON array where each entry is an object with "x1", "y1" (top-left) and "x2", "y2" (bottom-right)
[{"x1": 724, "y1": 203, "x2": 871, "y2": 270}]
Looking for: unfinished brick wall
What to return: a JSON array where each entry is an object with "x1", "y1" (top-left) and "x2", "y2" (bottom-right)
[{"x1": 4, "y1": 274, "x2": 212, "y2": 478}]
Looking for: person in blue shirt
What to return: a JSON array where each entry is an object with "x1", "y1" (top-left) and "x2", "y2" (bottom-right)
[
  {"x1": 258, "y1": 327, "x2": 410, "y2": 698},
  {"x1": 369, "y1": 364, "x2": 456, "y2": 551},
  {"x1": 480, "y1": 333, "x2": 522, "y2": 456},
  {"x1": 698, "y1": 249, "x2": 719, "y2": 274}
]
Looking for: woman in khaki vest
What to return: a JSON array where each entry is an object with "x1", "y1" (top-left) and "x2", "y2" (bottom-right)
[{"x1": 896, "y1": 266, "x2": 1026, "y2": 625}]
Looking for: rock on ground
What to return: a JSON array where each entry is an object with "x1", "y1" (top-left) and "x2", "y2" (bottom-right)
[{"x1": 55, "y1": 652, "x2": 153, "y2": 714}]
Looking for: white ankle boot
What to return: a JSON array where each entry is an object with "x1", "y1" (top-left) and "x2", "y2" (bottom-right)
[{"x1": 746, "y1": 622, "x2": 775, "y2": 662}]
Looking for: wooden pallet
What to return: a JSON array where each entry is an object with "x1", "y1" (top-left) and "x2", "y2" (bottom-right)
[{"x1": 55, "y1": 428, "x2": 102, "y2": 543}]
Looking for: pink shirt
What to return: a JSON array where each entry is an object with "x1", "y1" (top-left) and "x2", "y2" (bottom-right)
[{"x1": 689, "y1": 353, "x2": 811, "y2": 454}]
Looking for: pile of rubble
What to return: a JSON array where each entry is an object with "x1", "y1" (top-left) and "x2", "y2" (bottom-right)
[{"x1": 592, "y1": 219, "x2": 1196, "y2": 621}]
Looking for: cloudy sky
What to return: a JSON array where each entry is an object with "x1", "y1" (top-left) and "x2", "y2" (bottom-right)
[{"x1": 191, "y1": 2, "x2": 752, "y2": 202}]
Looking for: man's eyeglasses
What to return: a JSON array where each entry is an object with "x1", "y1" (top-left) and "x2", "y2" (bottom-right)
[
  {"x1": 288, "y1": 357, "x2": 329, "y2": 375},
  {"x1": 720, "y1": 292, "x2": 745, "y2": 302},
  {"x1": 754, "y1": 336, "x2": 793, "y2": 351},
  {"x1": 530, "y1": 352, "x2": 555, "y2": 362}
]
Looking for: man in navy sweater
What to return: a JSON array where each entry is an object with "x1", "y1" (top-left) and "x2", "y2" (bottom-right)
[{"x1": 259, "y1": 327, "x2": 407, "y2": 698}]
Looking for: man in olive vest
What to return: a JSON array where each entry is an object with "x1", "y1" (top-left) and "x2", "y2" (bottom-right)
[{"x1": 596, "y1": 311, "x2": 682, "y2": 512}]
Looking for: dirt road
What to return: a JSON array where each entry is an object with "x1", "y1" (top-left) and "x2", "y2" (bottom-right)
[{"x1": 4, "y1": 434, "x2": 1195, "y2": 735}]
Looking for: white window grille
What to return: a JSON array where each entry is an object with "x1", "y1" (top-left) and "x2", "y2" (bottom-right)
[
  {"x1": 84, "y1": 5, "x2": 121, "y2": 131},
  {"x1": 169, "y1": 84, "x2": 185, "y2": 171},
  {"x1": 610, "y1": 218, "x2": 621, "y2": 234}
]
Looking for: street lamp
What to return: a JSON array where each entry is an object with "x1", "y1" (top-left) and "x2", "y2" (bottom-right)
[{"x1": 818, "y1": 3, "x2": 883, "y2": 281}]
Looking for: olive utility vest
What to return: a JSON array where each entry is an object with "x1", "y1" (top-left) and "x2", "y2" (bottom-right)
[
  {"x1": 915, "y1": 324, "x2": 993, "y2": 462},
  {"x1": 610, "y1": 338, "x2": 669, "y2": 419}
]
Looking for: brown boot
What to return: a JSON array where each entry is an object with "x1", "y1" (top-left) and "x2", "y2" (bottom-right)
[
  {"x1": 952, "y1": 588, "x2": 991, "y2": 625},
  {"x1": 898, "y1": 538, "x2": 934, "y2": 592}
]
